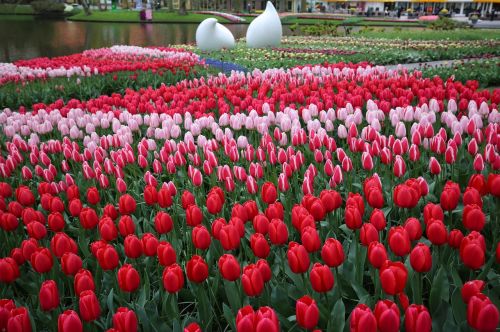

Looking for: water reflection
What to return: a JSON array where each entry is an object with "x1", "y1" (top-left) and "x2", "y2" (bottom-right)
[{"x1": 0, "y1": 18, "x2": 287, "y2": 62}]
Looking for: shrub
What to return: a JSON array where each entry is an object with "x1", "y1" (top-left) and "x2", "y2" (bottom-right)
[{"x1": 30, "y1": 0, "x2": 65, "y2": 15}]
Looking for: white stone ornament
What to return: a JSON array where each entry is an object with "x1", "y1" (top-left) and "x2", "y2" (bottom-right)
[
  {"x1": 246, "y1": 1, "x2": 282, "y2": 48},
  {"x1": 196, "y1": 18, "x2": 235, "y2": 51}
]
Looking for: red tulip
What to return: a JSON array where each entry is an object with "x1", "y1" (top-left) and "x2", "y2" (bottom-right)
[
  {"x1": 50, "y1": 232, "x2": 77, "y2": 258},
  {"x1": 79, "y1": 290, "x2": 101, "y2": 322},
  {"x1": 440, "y1": 181, "x2": 460, "y2": 211},
  {"x1": 186, "y1": 255, "x2": 208, "y2": 283},
  {"x1": 15, "y1": 186, "x2": 35, "y2": 206},
  {"x1": 253, "y1": 214, "x2": 270, "y2": 235},
  {"x1": 154, "y1": 211, "x2": 173, "y2": 234},
  {"x1": 350, "y1": 304, "x2": 377, "y2": 332},
  {"x1": 404, "y1": 304, "x2": 431, "y2": 332},
  {"x1": 7, "y1": 307, "x2": 31, "y2": 332},
  {"x1": 74, "y1": 269, "x2": 95, "y2": 296},
  {"x1": 393, "y1": 184, "x2": 419, "y2": 209},
  {"x1": 184, "y1": 322, "x2": 201, "y2": 332},
  {"x1": 460, "y1": 231, "x2": 486, "y2": 270},
  {"x1": 404, "y1": 217, "x2": 422, "y2": 241},
  {"x1": 192, "y1": 225, "x2": 211, "y2": 250},
  {"x1": 256, "y1": 259, "x2": 271, "y2": 283},
  {"x1": 242, "y1": 264, "x2": 265, "y2": 297},
  {"x1": 388, "y1": 227, "x2": 410, "y2": 257},
  {"x1": 268, "y1": 219, "x2": 288, "y2": 245},
  {"x1": 310, "y1": 263, "x2": 334, "y2": 293},
  {"x1": 118, "y1": 215, "x2": 135, "y2": 237},
  {"x1": 112, "y1": 307, "x2": 138, "y2": 332},
  {"x1": 96, "y1": 244, "x2": 119, "y2": 270},
  {"x1": 374, "y1": 300, "x2": 400, "y2": 332},
  {"x1": 250, "y1": 233, "x2": 270, "y2": 258},
  {"x1": 261, "y1": 182, "x2": 277, "y2": 204},
  {"x1": 345, "y1": 205, "x2": 362, "y2": 230},
  {"x1": 463, "y1": 187, "x2": 482, "y2": 207},
  {"x1": 186, "y1": 204, "x2": 203, "y2": 227},
  {"x1": 462, "y1": 280, "x2": 485, "y2": 304},
  {"x1": 162, "y1": 263, "x2": 184, "y2": 293},
  {"x1": 119, "y1": 194, "x2": 136, "y2": 215},
  {"x1": 206, "y1": 192, "x2": 223, "y2": 215},
  {"x1": 409, "y1": 243, "x2": 432, "y2": 273},
  {"x1": 423, "y1": 203, "x2": 444, "y2": 225},
  {"x1": 30, "y1": 247, "x2": 53, "y2": 274},
  {"x1": 86, "y1": 187, "x2": 100, "y2": 205},
  {"x1": 296, "y1": 296, "x2": 319, "y2": 330},
  {"x1": 301, "y1": 226, "x2": 321, "y2": 253},
  {"x1": 360, "y1": 223, "x2": 379, "y2": 246},
  {"x1": 157, "y1": 241, "x2": 177, "y2": 267},
  {"x1": 287, "y1": 242, "x2": 310, "y2": 274},
  {"x1": 58, "y1": 310, "x2": 83, "y2": 332},
  {"x1": 426, "y1": 219, "x2": 448, "y2": 246},
  {"x1": 124, "y1": 235, "x2": 143, "y2": 259},
  {"x1": 0, "y1": 257, "x2": 20, "y2": 283},
  {"x1": 448, "y1": 229, "x2": 464, "y2": 249},
  {"x1": 379, "y1": 260, "x2": 408, "y2": 295},
  {"x1": 61, "y1": 252, "x2": 82, "y2": 276},
  {"x1": 79, "y1": 208, "x2": 98, "y2": 230},
  {"x1": 143, "y1": 185, "x2": 158, "y2": 206},
  {"x1": 117, "y1": 264, "x2": 140, "y2": 292},
  {"x1": 463, "y1": 204, "x2": 485, "y2": 231},
  {"x1": 218, "y1": 254, "x2": 241, "y2": 281},
  {"x1": 467, "y1": 294, "x2": 499, "y2": 332},
  {"x1": 219, "y1": 224, "x2": 240, "y2": 250},
  {"x1": 142, "y1": 233, "x2": 159, "y2": 256},
  {"x1": 48, "y1": 212, "x2": 65, "y2": 232},
  {"x1": 39, "y1": 280, "x2": 59, "y2": 311},
  {"x1": 368, "y1": 242, "x2": 388, "y2": 269}
]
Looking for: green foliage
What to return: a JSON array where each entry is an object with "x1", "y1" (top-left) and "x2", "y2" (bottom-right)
[
  {"x1": 427, "y1": 17, "x2": 460, "y2": 30},
  {"x1": 0, "y1": 4, "x2": 34, "y2": 14},
  {"x1": 30, "y1": 0, "x2": 65, "y2": 15}
]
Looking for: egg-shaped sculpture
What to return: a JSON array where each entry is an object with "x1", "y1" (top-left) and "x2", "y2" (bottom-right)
[
  {"x1": 196, "y1": 18, "x2": 235, "y2": 51},
  {"x1": 246, "y1": 1, "x2": 282, "y2": 48}
]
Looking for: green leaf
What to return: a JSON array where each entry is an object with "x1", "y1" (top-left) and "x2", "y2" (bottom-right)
[
  {"x1": 327, "y1": 299, "x2": 345, "y2": 332},
  {"x1": 429, "y1": 267, "x2": 449, "y2": 314},
  {"x1": 223, "y1": 303, "x2": 236, "y2": 331},
  {"x1": 107, "y1": 288, "x2": 114, "y2": 313},
  {"x1": 224, "y1": 281, "x2": 241, "y2": 314},
  {"x1": 451, "y1": 287, "x2": 466, "y2": 324}
]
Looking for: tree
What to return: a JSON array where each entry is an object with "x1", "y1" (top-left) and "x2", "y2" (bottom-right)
[
  {"x1": 300, "y1": 0, "x2": 306, "y2": 12},
  {"x1": 178, "y1": 0, "x2": 186, "y2": 14}
]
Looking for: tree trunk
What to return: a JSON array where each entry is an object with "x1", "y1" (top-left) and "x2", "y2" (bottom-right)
[
  {"x1": 300, "y1": 0, "x2": 306, "y2": 12},
  {"x1": 81, "y1": 0, "x2": 92, "y2": 15},
  {"x1": 178, "y1": 0, "x2": 186, "y2": 14}
]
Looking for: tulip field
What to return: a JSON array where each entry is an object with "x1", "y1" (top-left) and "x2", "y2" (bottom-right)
[{"x1": 0, "y1": 42, "x2": 499, "y2": 332}]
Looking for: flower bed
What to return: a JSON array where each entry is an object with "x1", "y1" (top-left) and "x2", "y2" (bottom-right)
[
  {"x1": 0, "y1": 45, "x2": 201, "y2": 86},
  {"x1": 0, "y1": 62, "x2": 499, "y2": 331}
]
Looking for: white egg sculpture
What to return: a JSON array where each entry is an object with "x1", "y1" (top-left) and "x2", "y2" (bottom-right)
[
  {"x1": 246, "y1": 1, "x2": 282, "y2": 48},
  {"x1": 196, "y1": 18, "x2": 235, "y2": 51}
]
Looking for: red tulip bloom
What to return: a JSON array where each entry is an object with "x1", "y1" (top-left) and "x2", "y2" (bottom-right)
[
  {"x1": 404, "y1": 217, "x2": 422, "y2": 241},
  {"x1": 467, "y1": 294, "x2": 499, "y2": 332},
  {"x1": 118, "y1": 215, "x2": 135, "y2": 237},
  {"x1": 321, "y1": 238, "x2": 344, "y2": 268},
  {"x1": 218, "y1": 254, "x2": 241, "y2": 281},
  {"x1": 374, "y1": 300, "x2": 400, "y2": 332},
  {"x1": 58, "y1": 310, "x2": 83, "y2": 332},
  {"x1": 320, "y1": 190, "x2": 342, "y2": 213},
  {"x1": 181, "y1": 191, "x2": 196, "y2": 210},
  {"x1": 261, "y1": 182, "x2": 277, "y2": 204},
  {"x1": 460, "y1": 231, "x2": 486, "y2": 270},
  {"x1": 0, "y1": 257, "x2": 20, "y2": 283},
  {"x1": 15, "y1": 186, "x2": 35, "y2": 206},
  {"x1": 7, "y1": 307, "x2": 31, "y2": 332},
  {"x1": 157, "y1": 241, "x2": 177, "y2": 266},
  {"x1": 219, "y1": 224, "x2": 240, "y2": 250},
  {"x1": 250, "y1": 233, "x2": 270, "y2": 258},
  {"x1": 345, "y1": 204, "x2": 362, "y2": 230},
  {"x1": 253, "y1": 214, "x2": 270, "y2": 235},
  {"x1": 388, "y1": 227, "x2": 410, "y2": 257},
  {"x1": 310, "y1": 263, "x2": 334, "y2": 293},
  {"x1": 124, "y1": 235, "x2": 143, "y2": 259},
  {"x1": 61, "y1": 252, "x2": 83, "y2": 276},
  {"x1": 426, "y1": 219, "x2": 448, "y2": 246},
  {"x1": 162, "y1": 263, "x2": 184, "y2": 293},
  {"x1": 301, "y1": 226, "x2": 321, "y2": 253},
  {"x1": 360, "y1": 223, "x2": 379, "y2": 246},
  {"x1": 350, "y1": 304, "x2": 377, "y2": 332},
  {"x1": 48, "y1": 212, "x2": 65, "y2": 232},
  {"x1": 39, "y1": 280, "x2": 59, "y2": 311},
  {"x1": 184, "y1": 322, "x2": 201, "y2": 332},
  {"x1": 440, "y1": 181, "x2": 461, "y2": 211},
  {"x1": 79, "y1": 290, "x2": 101, "y2": 322},
  {"x1": 79, "y1": 208, "x2": 99, "y2": 230},
  {"x1": 393, "y1": 184, "x2": 419, "y2": 209},
  {"x1": 86, "y1": 187, "x2": 100, "y2": 205},
  {"x1": 192, "y1": 225, "x2": 211, "y2": 250},
  {"x1": 113, "y1": 307, "x2": 138, "y2": 332},
  {"x1": 462, "y1": 280, "x2": 485, "y2": 304},
  {"x1": 410, "y1": 243, "x2": 432, "y2": 273},
  {"x1": 242, "y1": 264, "x2": 265, "y2": 297},
  {"x1": 463, "y1": 187, "x2": 482, "y2": 207},
  {"x1": 141, "y1": 233, "x2": 159, "y2": 257},
  {"x1": 117, "y1": 264, "x2": 140, "y2": 292},
  {"x1": 143, "y1": 185, "x2": 158, "y2": 206},
  {"x1": 186, "y1": 204, "x2": 203, "y2": 227},
  {"x1": 186, "y1": 255, "x2": 208, "y2": 283},
  {"x1": 30, "y1": 247, "x2": 53, "y2": 274},
  {"x1": 423, "y1": 203, "x2": 444, "y2": 225},
  {"x1": 119, "y1": 194, "x2": 136, "y2": 215},
  {"x1": 368, "y1": 242, "x2": 388, "y2": 269},
  {"x1": 287, "y1": 242, "x2": 310, "y2": 274},
  {"x1": 296, "y1": 296, "x2": 319, "y2": 330},
  {"x1": 206, "y1": 192, "x2": 223, "y2": 215},
  {"x1": 462, "y1": 204, "x2": 485, "y2": 231},
  {"x1": 99, "y1": 217, "x2": 118, "y2": 242},
  {"x1": 404, "y1": 304, "x2": 431, "y2": 332},
  {"x1": 268, "y1": 219, "x2": 288, "y2": 245},
  {"x1": 154, "y1": 211, "x2": 173, "y2": 235},
  {"x1": 74, "y1": 269, "x2": 95, "y2": 296},
  {"x1": 448, "y1": 229, "x2": 464, "y2": 249},
  {"x1": 379, "y1": 260, "x2": 408, "y2": 295},
  {"x1": 96, "y1": 244, "x2": 119, "y2": 270}
]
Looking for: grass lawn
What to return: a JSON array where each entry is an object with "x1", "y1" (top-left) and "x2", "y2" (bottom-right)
[
  {"x1": 68, "y1": 10, "x2": 230, "y2": 23},
  {"x1": 281, "y1": 16, "x2": 424, "y2": 26},
  {"x1": 356, "y1": 28, "x2": 500, "y2": 40},
  {"x1": 0, "y1": 4, "x2": 34, "y2": 15}
]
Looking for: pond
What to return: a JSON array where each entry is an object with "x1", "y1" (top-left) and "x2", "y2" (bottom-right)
[{"x1": 0, "y1": 16, "x2": 294, "y2": 62}]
